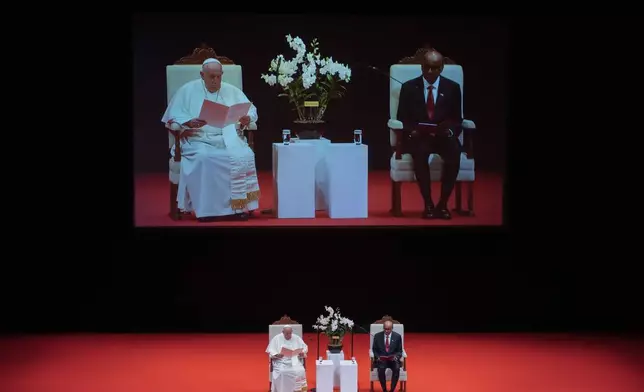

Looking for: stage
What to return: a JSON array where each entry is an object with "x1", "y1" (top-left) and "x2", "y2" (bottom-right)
[
  {"x1": 135, "y1": 170, "x2": 503, "y2": 226},
  {"x1": 1, "y1": 333, "x2": 641, "y2": 392}
]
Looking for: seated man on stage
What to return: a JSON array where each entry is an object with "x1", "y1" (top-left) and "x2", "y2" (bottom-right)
[
  {"x1": 161, "y1": 58, "x2": 260, "y2": 222},
  {"x1": 397, "y1": 49, "x2": 463, "y2": 220},
  {"x1": 372, "y1": 320, "x2": 403, "y2": 392},
  {"x1": 266, "y1": 325, "x2": 308, "y2": 392}
]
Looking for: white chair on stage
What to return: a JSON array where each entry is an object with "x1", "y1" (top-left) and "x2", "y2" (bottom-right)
[
  {"x1": 268, "y1": 315, "x2": 305, "y2": 392},
  {"x1": 369, "y1": 315, "x2": 408, "y2": 392},
  {"x1": 388, "y1": 47, "x2": 477, "y2": 217},
  {"x1": 165, "y1": 44, "x2": 258, "y2": 220}
]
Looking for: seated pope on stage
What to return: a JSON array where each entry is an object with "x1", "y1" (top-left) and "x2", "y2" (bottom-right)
[
  {"x1": 161, "y1": 58, "x2": 260, "y2": 222},
  {"x1": 266, "y1": 325, "x2": 308, "y2": 392}
]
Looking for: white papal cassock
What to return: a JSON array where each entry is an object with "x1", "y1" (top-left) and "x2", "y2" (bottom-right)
[
  {"x1": 161, "y1": 78, "x2": 260, "y2": 218},
  {"x1": 267, "y1": 332, "x2": 309, "y2": 392}
]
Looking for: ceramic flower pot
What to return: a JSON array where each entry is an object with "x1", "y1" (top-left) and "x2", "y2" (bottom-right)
[
  {"x1": 327, "y1": 335, "x2": 343, "y2": 353},
  {"x1": 292, "y1": 120, "x2": 325, "y2": 139}
]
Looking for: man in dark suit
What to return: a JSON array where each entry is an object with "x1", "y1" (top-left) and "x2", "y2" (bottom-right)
[
  {"x1": 372, "y1": 320, "x2": 404, "y2": 392},
  {"x1": 396, "y1": 49, "x2": 463, "y2": 219}
]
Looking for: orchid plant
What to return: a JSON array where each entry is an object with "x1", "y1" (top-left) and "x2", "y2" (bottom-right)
[
  {"x1": 260, "y1": 35, "x2": 352, "y2": 122},
  {"x1": 312, "y1": 306, "x2": 354, "y2": 339}
]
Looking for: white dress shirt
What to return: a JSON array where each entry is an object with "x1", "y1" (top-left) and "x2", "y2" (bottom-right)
[
  {"x1": 384, "y1": 332, "x2": 392, "y2": 349},
  {"x1": 423, "y1": 75, "x2": 440, "y2": 104}
]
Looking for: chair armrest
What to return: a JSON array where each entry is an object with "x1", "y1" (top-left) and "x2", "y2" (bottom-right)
[
  {"x1": 236, "y1": 121, "x2": 258, "y2": 131},
  {"x1": 166, "y1": 121, "x2": 183, "y2": 161},
  {"x1": 388, "y1": 119, "x2": 403, "y2": 129},
  {"x1": 236, "y1": 121, "x2": 258, "y2": 151},
  {"x1": 462, "y1": 119, "x2": 476, "y2": 158},
  {"x1": 388, "y1": 120, "x2": 405, "y2": 159}
]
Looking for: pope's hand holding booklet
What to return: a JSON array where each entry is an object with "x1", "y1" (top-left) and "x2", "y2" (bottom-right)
[
  {"x1": 280, "y1": 347, "x2": 304, "y2": 357},
  {"x1": 198, "y1": 99, "x2": 252, "y2": 128}
]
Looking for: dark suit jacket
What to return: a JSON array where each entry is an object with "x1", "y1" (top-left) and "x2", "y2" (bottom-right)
[
  {"x1": 372, "y1": 331, "x2": 403, "y2": 360},
  {"x1": 396, "y1": 75, "x2": 463, "y2": 138}
]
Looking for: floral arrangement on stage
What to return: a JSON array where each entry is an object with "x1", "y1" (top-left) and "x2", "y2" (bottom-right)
[
  {"x1": 312, "y1": 306, "x2": 354, "y2": 339},
  {"x1": 260, "y1": 34, "x2": 352, "y2": 123}
]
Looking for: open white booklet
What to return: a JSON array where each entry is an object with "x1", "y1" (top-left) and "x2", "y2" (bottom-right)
[
  {"x1": 280, "y1": 347, "x2": 304, "y2": 357},
  {"x1": 198, "y1": 100, "x2": 252, "y2": 128}
]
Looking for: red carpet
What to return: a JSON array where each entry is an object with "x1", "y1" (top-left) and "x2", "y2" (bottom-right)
[
  {"x1": 135, "y1": 170, "x2": 503, "y2": 226},
  {"x1": 1, "y1": 333, "x2": 641, "y2": 392}
]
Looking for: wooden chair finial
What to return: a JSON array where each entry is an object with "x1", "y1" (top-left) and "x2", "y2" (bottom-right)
[
  {"x1": 374, "y1": 315, "x2": 401, "y2": 324},
  {"x1": 398, "y1": 46, "x2": 457, "y2": 65},
  {"x1": 272, "y1": 315, "x2": 298, "y2": 325},
  {"x1": 174, "y1": 44, "x2": 235, "y2": 65}
]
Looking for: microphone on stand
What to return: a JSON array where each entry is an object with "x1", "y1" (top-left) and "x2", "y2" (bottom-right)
[
  {"x1": 354, "y1": 324, "x2": 374, "y2": 335},
  {"x1": 365, "y1": 65, "x2": 422, "y2": 90}
]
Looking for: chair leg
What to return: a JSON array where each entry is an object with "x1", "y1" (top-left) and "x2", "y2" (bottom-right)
[
  {"x1": 454, "y1": 182, "x2": 463, "y2": 211},
  {"x1": 169, "y1": 182, "x2": 181, "y2": 220},
  {"x1": 390, "y1": 180, "x2": 403, "y2": 217},
  {"x1": 452, "y1": 181, "x2": 475, "y2": 216},
  {"x1": 467, "y1": 181, "x2": 474, "y2": 214},
  {"x1": 370, "y1": 381, "x2": 374, "y2": 392}
]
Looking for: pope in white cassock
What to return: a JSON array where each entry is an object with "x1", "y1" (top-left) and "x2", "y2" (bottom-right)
[
  {"x1": 162, "y1": 58, "x2": 260, "y2": 222},
  {"x1": 266, "y1": 325, "x2": 309, "y2": 392}
]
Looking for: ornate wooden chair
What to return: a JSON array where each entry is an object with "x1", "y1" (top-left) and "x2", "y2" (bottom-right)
[
  {"x1": 388, "y1": 47, "x2": 477, "y2": 217},
  {"x1": 268, "y1": 315, "x2": 306, "y2": 392},
  {"x1": 165, "y1": 44, "x2": 258, "y2": 220},
  {"x1": 369, "y1": 315, "x2": 408, "y2": 392}
]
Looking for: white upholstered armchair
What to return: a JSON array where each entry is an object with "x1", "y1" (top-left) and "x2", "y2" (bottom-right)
[
  {"x1": 268, "y1": 315, "x2": 306, "y2": 392},
  {"x1": 165, "y1": 45, "x2": 258, "y2": 220},
  {"x1": 388, "y1": 48, "x2": 476, "y2": 217},
  {"x1": 369, "y1": 315, "x2": 408, "y2": 392}
]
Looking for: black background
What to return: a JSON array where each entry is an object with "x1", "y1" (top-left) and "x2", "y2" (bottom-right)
[{"x1": 3, "y1": 14, "x2": 639, "y2": 337}]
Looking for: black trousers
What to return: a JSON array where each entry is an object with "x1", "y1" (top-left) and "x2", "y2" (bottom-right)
[
  {"x1": 405, "y1": 132, "x2": 461, "y2": 207},
  {"x1": 376, "y1": 359, "x2": 400, "y2": 392}
]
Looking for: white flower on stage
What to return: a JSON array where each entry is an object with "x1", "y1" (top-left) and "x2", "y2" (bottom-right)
[
  {"x1": 260, "y1": 35, "x2": 352, "y2": 122},
  {"x1": 312, "y1": 306, "x2": 354, "y2": 338}
]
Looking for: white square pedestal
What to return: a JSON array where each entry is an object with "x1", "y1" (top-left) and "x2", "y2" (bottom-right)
[
  {"x1": 323, "y1": 143, "x2": 369, "y2": 218},
  {"x1": 293, "y1": 137, "x2": 331, "y2": 210},
  {"x1": 340, "y1": 359, "x2": 358, "y2": 392},
  {"x1": 272, "y1": 143, "x2": 316, "y2": 218},
  {"x1": 315, "y1": 359, "x2": 334, "y2": 392},
  {"x1": 326, "y1": 350, "x2": 344, "y2": 388}
]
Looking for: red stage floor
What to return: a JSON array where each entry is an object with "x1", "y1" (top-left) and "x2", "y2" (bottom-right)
[
  {"x1": 1, "y1": 333, "x2": 641, "y2": 392},
  {"x1": 135, "y1": 170, "x2": 503, "y2": 226}
]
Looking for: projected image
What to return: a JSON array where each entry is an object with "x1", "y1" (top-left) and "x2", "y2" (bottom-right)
[{"x1": 133, "y1": 14, "x2": 507, "y2": 227}]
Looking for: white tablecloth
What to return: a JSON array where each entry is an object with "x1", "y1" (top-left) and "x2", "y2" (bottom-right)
[
  {"x1": 292, "y1": 137, "x2": 332, "y2": 210},
  {"x1": 315, "y1": 359, "x2": 334, "y2": 392},
  {"x1": 326, "y1": 350, "x2": 344, "y2": 388},
  {"x1": 340, "y1": 359, "x2": 358, "y2": 392},
  {"x1": 323, "y1": 143, "x2": 369, "y2": 218},
  {"x1": 272, "y1": 143, "x2": 316, "y2": 218}
]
